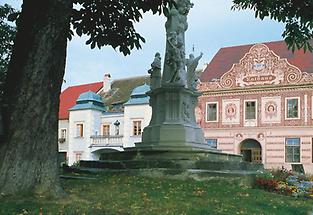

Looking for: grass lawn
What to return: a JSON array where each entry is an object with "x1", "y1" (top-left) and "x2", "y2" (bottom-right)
[{"x1": 0, "y1": 172, "x2": 312, "y2": 215}]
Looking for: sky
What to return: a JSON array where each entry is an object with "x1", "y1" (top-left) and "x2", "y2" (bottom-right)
[{"x1": 4, "y1": 0, "x2": 285, "y2": 90}]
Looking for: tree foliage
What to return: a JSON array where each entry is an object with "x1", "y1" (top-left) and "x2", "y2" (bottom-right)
[
  {"x1": 0, "y1": 4, "x2": 16, "y2": 98},
  {"x1": 232, "y1": 0, "x2": 313, "y2": 52},
  {"x1": 71, "y1": 0, "x2": 174, "y2": 55},
  {"x1": 0, "y1": 0, "x2": 176, "y2": 197}
]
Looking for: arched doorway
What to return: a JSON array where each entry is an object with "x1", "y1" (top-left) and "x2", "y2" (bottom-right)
[{"x1": 240, "y1": 139, "x2": 262, "y2": 163}]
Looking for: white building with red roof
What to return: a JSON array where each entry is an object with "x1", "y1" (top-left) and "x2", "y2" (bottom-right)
[
  {"x1": 198, "y1": 40, "x2": 313, "y2": 173},
  {"x1": 58, "y1": 75, "x2": 152, "y2": 165}
]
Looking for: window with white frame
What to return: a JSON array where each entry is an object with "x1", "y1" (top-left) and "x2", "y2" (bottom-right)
[
  {"x1": 102, "y1": 124, "x2": 110, "y2": 136},
  {"x1": 76, "y1": 123, "x2": 84, "y2": 137},
  {"x1": 133, "y1": 121, "x2": 142, "y2": 136},
  {"x1": 206, "y1": 139, "x2": 217, "y2": 148},
  {"x1": 245, "y1": 101, "x2": 256, "y2": 120},
  {"x1": 286, "y1": 98, "x2": 299, "y2": 119},
  {"x1": 285, "y1": 138, "x2": 300, "y2": 163},
  {"x1": 206, "y1": 102, "x2": 218, "y2": 122}
]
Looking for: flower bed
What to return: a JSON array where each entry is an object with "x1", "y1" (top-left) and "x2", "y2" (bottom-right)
[{"x1": 255, "y1": 167, "x2": 313, "y2": 198}]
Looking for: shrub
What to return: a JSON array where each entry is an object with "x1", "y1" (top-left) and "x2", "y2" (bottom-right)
[
  {"x1": 256, "y1": 170, "x2": 274, "y2": 180},
  {"x1": 255, "y1": 178, "x2": 278, "y2": 192},
  {"x1": 270, "y1": 166, "x2": 293, "y2": 181}
]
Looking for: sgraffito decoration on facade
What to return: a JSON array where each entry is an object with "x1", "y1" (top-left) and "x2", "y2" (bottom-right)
[
  {"x1": 257, "y1": 133, "x2": 264, "y2": 140},
  {"x1": 198, "y1": 44, "x2": 313, "y2": 91},
  {"x1": 235, "y1": 133, "x2": 243, "y2": 140},
  {"x1": 265, "y1": 101, "x2": 277, "y2": 118},
  {"x1": 222, "y1": 99, "x2": 240, "y2": 125},
  {"x1": 261, "y1": 96, "x2": 281, "y2": 124},
  {"x1": 225, "y1": 103, "x2": 237, "y2": 119}
]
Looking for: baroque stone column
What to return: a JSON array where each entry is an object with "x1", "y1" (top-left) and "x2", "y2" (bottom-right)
[{"x1": 136, "y1": 0, "x2": 210, "y2": 151}]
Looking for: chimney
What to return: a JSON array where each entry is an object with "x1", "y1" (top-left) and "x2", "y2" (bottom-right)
[{"x1": 103, "y1": 73, "x2": 111, "y2": 93}]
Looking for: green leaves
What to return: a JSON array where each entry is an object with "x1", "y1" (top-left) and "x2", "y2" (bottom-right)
[
  {"x1": 232, "y1": 0, "x2": 313, "y2": 52},
  {"x1": 0, "y1": 4, "x2": 16, "y2": 97},
  {"x1": 71, "y1": 0, "x2": 173, "y2": 55}
]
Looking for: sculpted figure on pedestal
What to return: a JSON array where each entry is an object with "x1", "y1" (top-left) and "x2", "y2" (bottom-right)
[
  {"x1": 148, "y1": 52, "x2": 162, "y2": 90},
  {"x1": 186, "y1": 52, "x2": 203, "y2": 90}
]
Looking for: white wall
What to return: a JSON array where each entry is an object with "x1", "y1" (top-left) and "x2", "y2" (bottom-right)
[
  {"x1": 123, "y1": 104, "x2": 152, "y2": 148},
  {"x1": 58, "y1": 119, "x2": 69, "y2": 153},
  {"x1": 68, "y1": 109, "x2": 103, "y2": 165},
  {"x1": 100, "y1": 113, "x2": 124, "y2": 136},
  {"x1": 67, "y1": 103, "x2": 151, "y2": 164}
]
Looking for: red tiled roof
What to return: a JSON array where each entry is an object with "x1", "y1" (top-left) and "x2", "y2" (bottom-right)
[
  {"x1": 200, "y1": 40, "x2": 313, "y2": 82},
  {"x1": 59, "y1": 82, "x2": 103, "y2": 120}
]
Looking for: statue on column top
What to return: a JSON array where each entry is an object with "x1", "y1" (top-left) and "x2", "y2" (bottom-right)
[{"x1": 162, "y1": 0, "x2": 194, "y2": 86}]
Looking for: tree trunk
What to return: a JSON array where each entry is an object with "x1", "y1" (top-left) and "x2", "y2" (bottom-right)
[{"x1": 0, "y1": 0, "x2": 72, "y2": 197}]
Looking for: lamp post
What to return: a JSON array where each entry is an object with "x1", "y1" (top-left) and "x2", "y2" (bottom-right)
[{"x1": 114, "y1": 120, "x2": 120, "y2": 135}]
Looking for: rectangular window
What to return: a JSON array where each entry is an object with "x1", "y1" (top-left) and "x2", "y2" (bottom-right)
[
  {"x1": 76, "y1": 124, "x2": 83, "y2": 137},
  {"x1": 206, "y1": 102, "x2": 218, "y2": 122},
  {"x1": 102, "y1": 124, "x2": 110, "y2": 136},
  {"x1": 245, "y1": 101, "x2": 256, "y2": 120},
  {"x1": 286, "y1": 98, "x2": 299, "y2": 119},
  {"x1": 60, "y1": 129, "x2": 67, "y2": 139},
  {"x1": 75, "y1": 152, "x2": 82, "y2": 162},
  {"x1": 285, "y1": 138, "x2": 300, "y2": 163},
  {"x1": 206, "y1": 139, "x2": 217, "y2": 148},
  {"x1": 133, "y1": 121, "x2": 142, "y2": 136}
]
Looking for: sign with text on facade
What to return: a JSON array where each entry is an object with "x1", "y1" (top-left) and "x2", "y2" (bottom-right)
[{"x1": 243, "y1": 75, "x2": 276, "y2": 83}]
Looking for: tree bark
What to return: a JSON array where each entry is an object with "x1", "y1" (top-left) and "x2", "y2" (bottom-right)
[{"x1": 0, "y1": 0, "x2": 72, "y2": 197}]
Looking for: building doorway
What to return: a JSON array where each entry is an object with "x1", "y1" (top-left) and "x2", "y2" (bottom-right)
[{"x1": 240, "y1": 139, "x2": 262, "y2": 163}]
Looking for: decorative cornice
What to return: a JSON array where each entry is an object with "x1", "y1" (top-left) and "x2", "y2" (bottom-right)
[{"x1": 199, "y1": 84, "x2": 313, "y2": 97}]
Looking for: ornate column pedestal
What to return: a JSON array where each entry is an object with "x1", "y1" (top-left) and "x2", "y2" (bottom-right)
[{"x1": 136, "y1": 84, "x2": 212, "y2": 151}]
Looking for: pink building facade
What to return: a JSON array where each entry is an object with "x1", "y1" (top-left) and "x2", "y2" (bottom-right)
[{"x1": 198, "y1": 42, "x2": 313, "y2": 173}]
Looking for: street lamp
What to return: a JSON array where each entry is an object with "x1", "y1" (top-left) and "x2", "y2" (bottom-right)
[{"x1": 114, "y1": 120, "x2": 120, "y2": 135}]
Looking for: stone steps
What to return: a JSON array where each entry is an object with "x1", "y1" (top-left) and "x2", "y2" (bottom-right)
[
  {"x1": 76, "y1": 148, "x2": 263, "y2": 186},
  {"x1": 63, "y1": 166, "x2": 257, "y2": 186},
  {"x1": 100, "y1": 148, "x2": 243, "y2": 162},
  {"x1": 80, "y1": 159, "x2": 263, "y2": 172}
]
